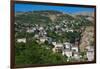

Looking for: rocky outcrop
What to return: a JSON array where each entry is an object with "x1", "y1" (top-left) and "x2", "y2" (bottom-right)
[{"x1": 79, "y1": 26, "x2": 94, "y2": 52}]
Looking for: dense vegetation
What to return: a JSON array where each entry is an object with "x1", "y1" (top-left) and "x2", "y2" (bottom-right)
[{"x1": 15, "y1": 40, "x2": 67, "y2": 65}]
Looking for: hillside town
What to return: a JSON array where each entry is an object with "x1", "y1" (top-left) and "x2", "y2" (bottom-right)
[
  {"x1": 16, "y1": 16, "x2": 94, "y2": 62},
  {"x1": 13, "y1": 7, "x2": 96, "y2": 66}
]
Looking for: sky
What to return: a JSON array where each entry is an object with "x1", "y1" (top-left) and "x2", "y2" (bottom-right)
[{"x1": 15, "y1": 3, "x2": 95, "y2": 14}]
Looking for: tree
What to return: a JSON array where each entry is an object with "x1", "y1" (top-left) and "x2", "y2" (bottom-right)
[{"x1": 15, "y1": 40, "x2": 67, "y2": 65}]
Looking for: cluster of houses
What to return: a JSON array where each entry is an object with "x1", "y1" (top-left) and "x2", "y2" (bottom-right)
[
  {"x1": 16, "y1": 24, "x2": 94, "y2": 62},
  {"x1": 52, "y1": 41, "x2": 80, "y2": 61}
]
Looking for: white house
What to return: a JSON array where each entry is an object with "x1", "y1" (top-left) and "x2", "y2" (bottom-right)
[
  {"x1": 26, "y1": 28, "x2": 36, "y2": 33},
  {"x1": 55, "y1": 25, "x2": 60, "y2": 29},
  {"x1": 62, "y1": 50, "x2": 72, "y2": 57},
  {"x1": 39, "y1": 37, "x2": 47, "y2": 43},
  {"x1": 34, "y1": 34, "x2": 39, "y2": 38},
  {"x1": 52, "y1": 42, "x2": 63, "y2": 48},
  {"x1": 27, "y1": 29, "x2": 34, "y2": 33},
  {"x1": 52, "y1": 43, "x2": 63, "y2": 53},
  {"x1": 72, "y1": 46, "x2": 79, "y2": 52},
  {"x1": 55, "y1": 43, "x2": 63, "y2": 48},
  {"x1": 17, "y1": 38, "x2": 26, "y2": 43},
  {"x1": 63, "y1": 42, "x2": 71, "y2": 49},
  {"x1": 44, "y1": 31, "x2": 47, "y2": 35},
  {"x1": 52, "y1": 42, "x2": 56, "y2": 46},
  {"x1": 73, "y1": 52, "x2": 80, "y2": 60},
  {"x1": 39, "y1": 27, "x2": 44, "y2": 30},
  {"x1": 86, "y1": 51, "x2": 94, "y2": 61},
  {"x1": 68, "y1": 30, "x2": 74, "y2": 32}
]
